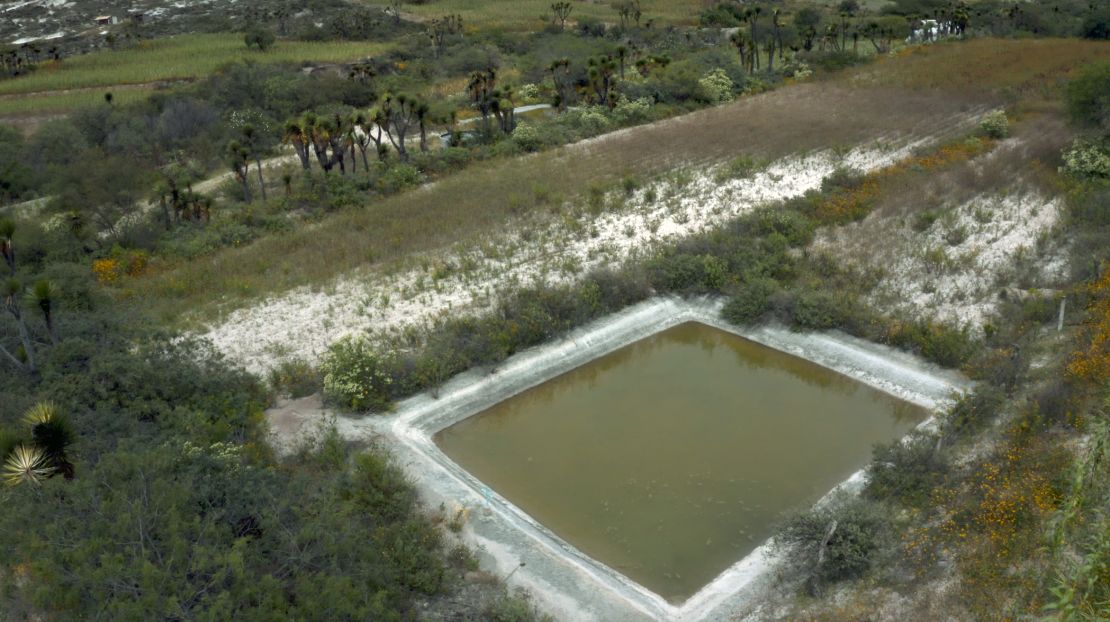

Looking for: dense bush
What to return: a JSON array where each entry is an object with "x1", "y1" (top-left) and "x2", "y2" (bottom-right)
[
  {"x1": 722, "y1": 277, "x2": 780, "y2": 324},
  {"x1": 886, "y1": 319, "x2": 976, "y2": 368},
  {"x1": 790, "y1": 288, "x2": 846, "y2": 330},
  {"x1": 321, "y1": 335, "x2": 398, "y2": 411},
  {"x1": 865, "y1": 431, "x2": 948, "y2": 505},
  {"x1": 776, "y1": 495, "x2": 890, "y2": 589},
  {"x1": 323, "y1": 270, "x2": 652, "y2": 413},
  {"x1": 939, "y1": 385, "x2": 1007, "y2": 441},
  {"x1": 0, "y1": 250, "x2": 452, "y2": 619},
  {"x1": 979, "y1": 109, "x2": 1011, "y2": 139},
  {"x1": 1061, "y1": 138, "x2": 1110, "y2": 179},
  {"x1": 1066, "y1": 60, "x2": 1110, "y2": 130}
]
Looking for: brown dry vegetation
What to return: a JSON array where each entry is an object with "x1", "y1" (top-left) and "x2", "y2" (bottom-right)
[
  {"x1": 133, "y1": 86, "x2": 977, "y2": 321},
  {"x1": 130, "y1": 39, "x2": 1109, "y2": 323},
  {"x1": 844, "y1": 38, "x2": 1110, "y2": 94}
]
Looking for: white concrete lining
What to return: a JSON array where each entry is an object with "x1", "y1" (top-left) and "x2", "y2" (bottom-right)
[{"x1": 337, "y1": 297, "x2": 972, "y2": 621}]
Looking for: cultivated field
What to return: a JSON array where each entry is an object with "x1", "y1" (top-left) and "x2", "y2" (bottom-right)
[{"x1": 0, "y1": 34, "x2": 387, "y2": 116}]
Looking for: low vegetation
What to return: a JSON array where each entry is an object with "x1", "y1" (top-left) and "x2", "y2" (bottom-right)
[{"x1": 1, "y1": 0, "x2": 1108, "y2": 618}]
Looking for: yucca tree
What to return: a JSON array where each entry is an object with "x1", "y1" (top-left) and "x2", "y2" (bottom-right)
[
  {"x1": 283, "y1": 119, "x2": 311, "y2": 170},
  {"x1": 745, "y1": 7, "x2": 763, "y2": 70},
  {"x1": 467, "y1": 69, "x2": 497, "y2": 134},
  {"x1": 24, "y1": 402, "x2": 75, "y2": 479},
  {"x1": 381, "y1": 93, "x2": 423, "y2": 161},
  {"x1": 730, "y1": 30, "x2": 750, "y2": 73},
  {"x1": 240, "y1": 124, "x2": 268, "y2": 201},
  {"x1": 226, "y1": 140, "x2": 252, "y2": 203},
  {"x1": 547, "y1": 58, "x2": 572, "y2": 111},
  {"x1": 587, "y1": 54, "x2": 617, "y2": 108},
  {"x1": 302, "y1": 112, "x2": 332, "y2": 172},
  {"x1": 416, "y1": 101, "x2": 430, "y2": 152},
  {"x1": 0, "y1": 218, "x2": 14, "y2": 274},
  {"x1": 324, "y1": 114, "x2": 348, "y2": 174},
  {"x1": 2, "y1": 277, "x2": 35, "y2": 373},
  {"x1": 23, "y1": 402, "x2": 57, "y2": 427},
  {"x1": 360, "y1": 107, "x2": 391, "y2": 162},
  {"x1": 3, "y1": 444, "x2": 52, "y2": 486},
  {"x1": 27, "y1": 280, "x2": 58, "y2": 344},
  {"x1": 490, "y1": 87, "x2": 516, "y2": 134}
]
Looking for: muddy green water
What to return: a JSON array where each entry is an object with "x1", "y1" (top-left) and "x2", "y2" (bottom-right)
[{"x1": 435, "y1": 322, "x2": 926, "y2": 603}]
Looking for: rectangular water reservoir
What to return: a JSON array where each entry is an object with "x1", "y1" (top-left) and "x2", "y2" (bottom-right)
[{"x1": 435, "y1": 321, "x2": 926, "y2": 603}]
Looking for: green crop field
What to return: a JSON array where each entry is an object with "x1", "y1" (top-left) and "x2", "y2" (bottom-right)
[
  {"x1": 0, "y1": 88, "x2": 150, "y2": 117},
  {"x1": 364, "y1": 0, "x2": 706, "y2": 31},
  {"x1": 0, "y1": 33, "x2": 387, "y2": 98}
]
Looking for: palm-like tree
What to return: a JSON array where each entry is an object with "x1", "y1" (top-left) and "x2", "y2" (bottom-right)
[
  {"x1": 3, "y1": 444, "x2": 53, "y2": 486},
  {"x1": 24, "y1": 402, "x2": 75, "y2": 479},
  {"x1": 467, "y1": 69, "x2": 498, "y2": 134},
  {"x1": 547, "y1": 58, "x2": 572, "y2": 111},
  {"x1": 730, "y1": 31, "x2": 750, "y2": 74},
  {"x1": 302, "y1": 113, "x2": 332, "y2": 172},
  {"x1": 283, "y1": 119, "x2": 311, "y2": 171},
  {"x1": 27, "y1": 280, "x2": 58, "y2": 344},
  {"x1": 2, "y1": 277, "x2": 35, "y2": 373},
  {"x1": 0, "y1": 218, "x2": 14, "y2": 274},
  {"x1": 226, "y1": 140, "x2": 252, "y2": 202},
  {"x1": 240, "y1": 125, "x2": 268, "y2": 201}
]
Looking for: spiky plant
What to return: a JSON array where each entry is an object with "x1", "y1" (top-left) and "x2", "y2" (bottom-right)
[
  {"x1": 3, "y1": 444, "x2": 53, "y2": 486},
  {"x1": 23, "y1": 401, "x2": 57, "y2": 426},
  {"x1": 27, "y1": 280, "x2": 58, "y2": 343}
]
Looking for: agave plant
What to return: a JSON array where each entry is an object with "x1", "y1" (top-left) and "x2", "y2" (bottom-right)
[{"x1": 3, "y1": 444, "x2": 53, "y2": 486}]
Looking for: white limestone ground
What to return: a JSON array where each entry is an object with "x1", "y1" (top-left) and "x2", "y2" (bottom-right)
[
  {"x1": 813, "y1": 138, "x2": 1068, "y2": 333},
  {"x1": 204, "y1": 137, "x2": 942, "y2": 375}
]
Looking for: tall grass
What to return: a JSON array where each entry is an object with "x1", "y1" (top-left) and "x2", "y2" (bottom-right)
[{"x1": 0, "y1": 34, "x2": 388, "y2": 97}]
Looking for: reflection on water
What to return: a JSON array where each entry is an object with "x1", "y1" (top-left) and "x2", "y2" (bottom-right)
[{"x1": 435, "y1": 322, "x2": 926, "y2": 603}]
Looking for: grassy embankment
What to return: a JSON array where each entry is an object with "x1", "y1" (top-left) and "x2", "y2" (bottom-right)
[
  {"x1": 128, "y1": 38, "x2": 1110, "y2": 323},
  {"x1": 0, "y1": 34, "x2": 389, "y2": 117}
]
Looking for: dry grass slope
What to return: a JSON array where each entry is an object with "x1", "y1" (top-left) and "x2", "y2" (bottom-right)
[
  {"x1": 131, "y1": 39, "x2": 1109, "y2": 323},
  {"x1": 132, "y1": 85, "x2": 977, "y2": 321}
]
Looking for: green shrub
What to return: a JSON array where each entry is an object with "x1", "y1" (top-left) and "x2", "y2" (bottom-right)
[
  {"x1": 268, "y1": 358, "x2": 321, "y2": 398},
  {"x1": 913, "y1": 209, "x2": 941, "y2": 232},
  {"x1": 744, "y1": 207, "x2": 814, "y2": 247},
  {"x1": 715, "y1": 155, "x2": 761, "y2": 183},
  {"x1": 321, "y1": 335, "x2": 396, "y2": 412},
  {"x1": 485, "y1": 589, "x2": 552, "y2": 622},
  {"x1": 791, "y1": 288, "x2": 844, "y2": 330},
  {"x1": 512, "y1": 124, "x2": 543, "y2": 152},
  {"x1": 722, "y1": 277, "x2": 779, "y2": 324},
  {"x1": 776, "y1": 495, "x2": 890, "y2": 588},
  {"x1": 1066, "y1": 60, "x2": 1110, "y2": 130},
  {"x1": 821, "y1": 167, "x2": 865, "y2": 193},
  {"x1": 698, "y1": 68, "x2": 734, "y2": 104},
  {"x1": 979, "y1": 109, "x2": 1010, "y2": 139},
  {"x1": 1061, "y1": 138, "x2": 1110, "y2": 180},
  {"x1": 889, "y1": 320, "x2": 976, "y2": 368},
  {"x1": 865, "y1": 431, "x2": 948, "y2": 506},
  {"x1": 939, "y1": 386, "x2": 1006, "y2": 441},
  {"x1": 646, "y1": 252, "x2": 726, "y2": 293},
  {"x1": 378, "y1": 163, "x2": 423, "y2": 194}
]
